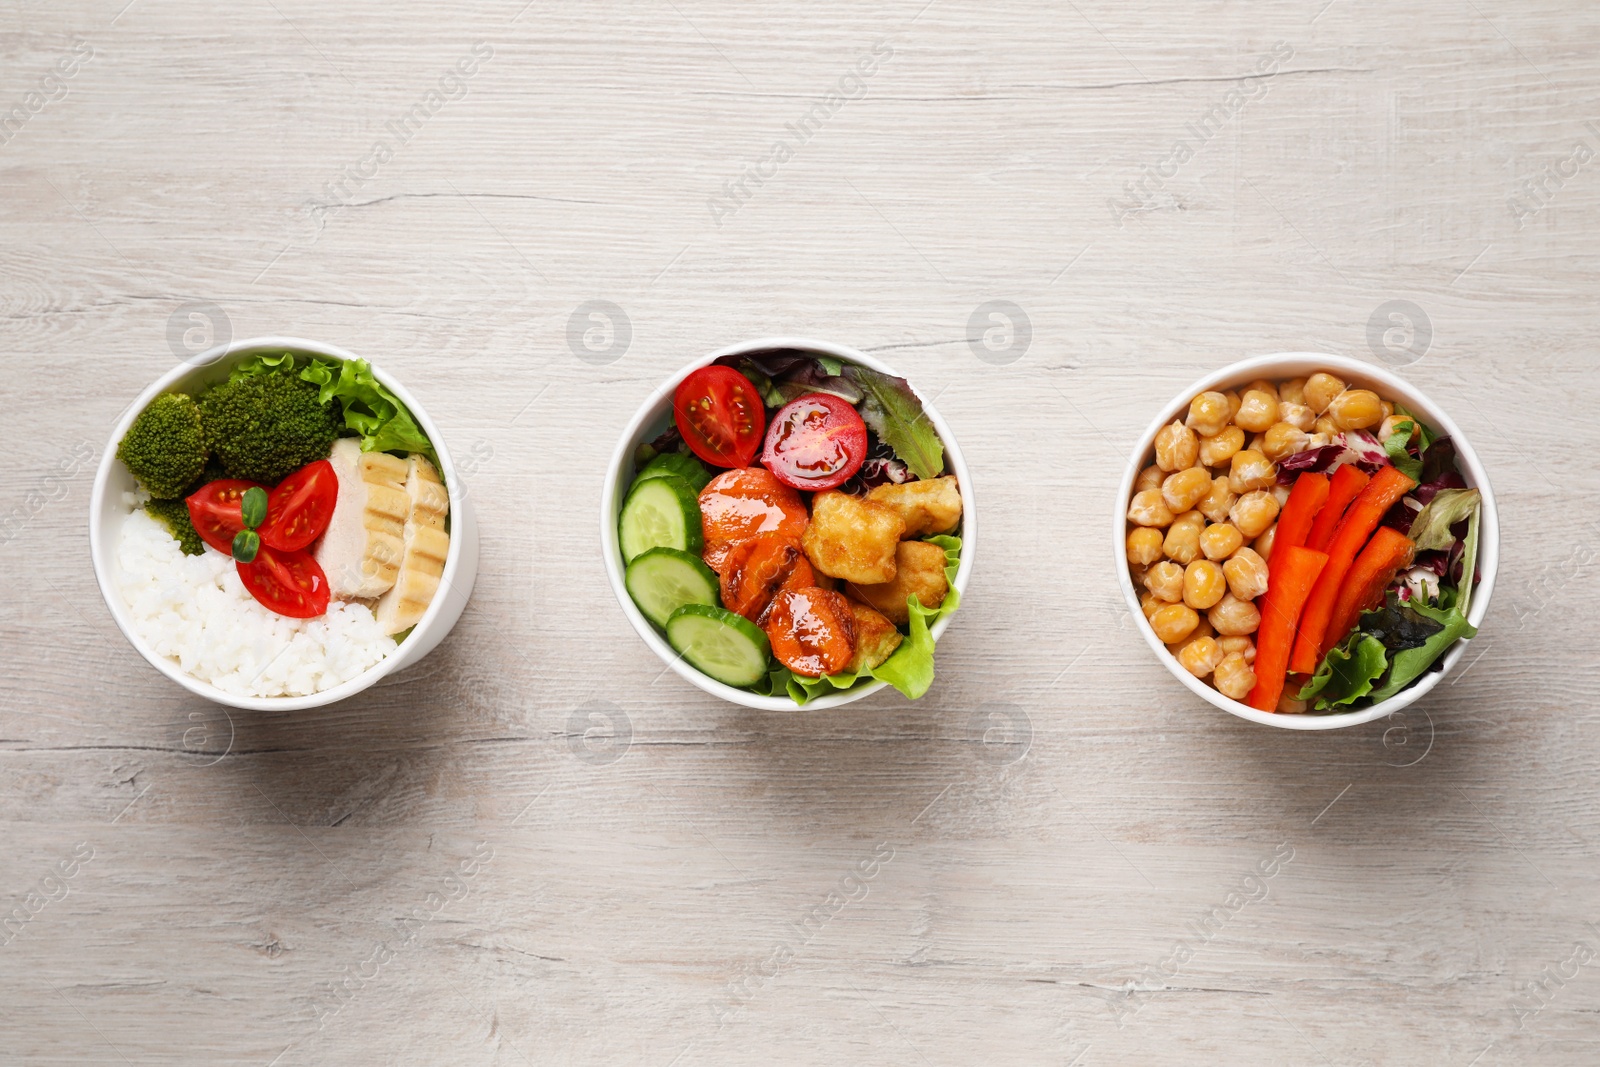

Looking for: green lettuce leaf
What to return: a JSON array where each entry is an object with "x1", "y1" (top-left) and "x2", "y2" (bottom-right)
[
  {"x1": 1383, "y1": 419, "x2": 1424, "y2": 481},
  {"x1": 1457, "y1": 501, "x2": 1482, "y2": 616},
  {"x1": 785, "y1": 535, "x2": 961, "y2": 704},
  {"x1": 232, "y1": 352, "x2": 436, "y2": 465},
  {"x1": 1365, "y1": 598, "x2": 1478, "y2": 704},
  {"x1": 1408, "y1": 488, "x2": 1480, "y2": 552},
  {"x1": 1297, "y1": 631, "x2": 1389, "y2": 709},
  {"x1": 845, "y1": 365, "x2": 945, "y2": 481},
  {"x1": 1393, "y1": 404, "x2": 1437, "y2": 452}
]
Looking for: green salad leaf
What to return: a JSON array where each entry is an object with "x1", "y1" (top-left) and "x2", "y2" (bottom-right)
[
  {"x1": 1383, "y1": 419, "x2": 1424, "y2": 481},
  {"x1": 1408, "y1": 488, "x2": 1481, "y2": 552},
  {"x1": 784, "y1": 535, "x2": 961, "y2": 704},
  {"x1": 845, "y1": 365, "x2": 945, "y2": 481},
  {"x1": 1365, "y1": 598, "x2": 1478, "y2": 703},
  {"x1": 1298, "y1": 631, "x2": 1390, "y2": 709},
  {"x1": 1457, "y1": 500, "x2": 1482, "y2": 616},
  {"x1": 231, "y1": 352, "x2": 436, "y2": 465}
]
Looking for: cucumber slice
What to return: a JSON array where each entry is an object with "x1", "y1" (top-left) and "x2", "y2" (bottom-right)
[
  {"x1": 625, "y1": 547, "x2": 720, "y2": 629},
  {"x1": 636, "y1": 451, "x2": 712, "y2": 492},
  {"x1": 618, "y1": 474, "x2": 703, "y2": 562},
  {"x1": 666, "y1": 604, "x2": 771, "y2": 688}
]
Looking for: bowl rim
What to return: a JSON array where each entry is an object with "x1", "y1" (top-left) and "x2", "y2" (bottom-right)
[
  {"x1": 90, "y1": 335, "x2": 470, "y2": 711},
  {"x1": 600, "y1": 336, "x2": 975, "y2": 711},
  {"x1": 1114, "y1": 352, "x2": 1499, "y2": 731}
]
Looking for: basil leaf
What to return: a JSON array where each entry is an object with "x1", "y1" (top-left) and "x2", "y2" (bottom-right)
[
  {"x1": 844, "y1": 365, "x2": 945, "y2": 480},
  {"x1": 1408, "y1": 488, "x2": 1481, "y2": 552}
]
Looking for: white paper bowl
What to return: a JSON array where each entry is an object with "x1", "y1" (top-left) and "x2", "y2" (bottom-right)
[
  {"x1": 601, "y1": 337, "x2": 975, "y2": 710},
  {"x1": 1114, "y1": 353, "x2": 1498, "y2": 730},
  {"x1": 90, "y1": 336, "x2": 480, "y2": 711}
]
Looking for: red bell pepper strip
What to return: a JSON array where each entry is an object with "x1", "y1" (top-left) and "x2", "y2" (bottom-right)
[
  {"x1": 1246, "y1": 544, "x2": 1329, "y2": 712},
  {"x1": 1322, "y1": 526, "x2": 1417, "y2": 653},
  {"x1": 1305, "y1": 464, "x2": 1369, "y2": 552},
  {"x1": 1289, "y1": 466, "x2": 1418, "y2": 674}
]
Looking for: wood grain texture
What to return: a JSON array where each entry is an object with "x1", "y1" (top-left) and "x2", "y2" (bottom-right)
[{"x1": 3, "y1": 0, "x2": 1599, "y2": 1063}]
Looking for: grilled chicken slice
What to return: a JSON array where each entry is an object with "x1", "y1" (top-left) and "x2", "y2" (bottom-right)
[
  {"x1": 313, "y1": 439, "x2": 409, "y2": 598},
  {"x1": 374, "y1": 454, "x2": 451, "y2": 635}
]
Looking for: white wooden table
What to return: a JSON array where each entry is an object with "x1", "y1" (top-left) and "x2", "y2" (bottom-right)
[{"x1": 3, "y1": 1, "x2": 1597, "y2": 1063}]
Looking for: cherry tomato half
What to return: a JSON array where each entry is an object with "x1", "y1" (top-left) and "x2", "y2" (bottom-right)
[
  {"x1": 674, "y1": 366, "x2": 766, "y2": 469},
  {"x1": 186, "y1": 479, "x2": 266, "y2": 555},
  {"x1": 760, "y1": 392, "x2": 868, "y2": 492},
  {"x1": 260, "y1": 459, "x2": 339, "y2": 552},
  {"x1": 764, "y1": 587, "x2": 857, "y2": 677},
  {"x1": 237, "y1": 544, "x2": 330, "y2": 619},
  {"x1": 697, "y1": 467, "x2": 809, "y2": 573},
  {"x1": 720, "y1": 534, "x2": 816, "y2": 623}
]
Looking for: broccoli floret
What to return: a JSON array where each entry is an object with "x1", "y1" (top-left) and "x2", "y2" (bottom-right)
[
  {"x1": 116, "y1": 393, "x2": 207, "y2": 498},
  {"x1": 199, "y1": 373, "x2": 341, "y2": 484},
  {"x1": 144, "y1": 498, "x2": 206, "y2": 556}
]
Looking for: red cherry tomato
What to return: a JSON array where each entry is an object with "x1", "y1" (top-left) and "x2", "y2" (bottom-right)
[
  {"x1": 674, "y1": 366, "x2": 766, "y2": 469},
  {"x1": 259, "y1": 460, "x2": 339, "y2": 552},
  {"x1": 759, "y1": 392, "x2": 868, "y2": 491},
  {"x1": 237, "y1": 544, "x2": 330, "y2": 619},
  {"x1": 186, "y1": 479, "x2": 265, "y2": 555}
]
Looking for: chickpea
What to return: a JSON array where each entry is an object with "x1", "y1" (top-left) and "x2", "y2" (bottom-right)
[
  {"x1": 1244, "y1": 378, "x2": 1279, "y2": 402},
  {"x1": 1380, "y1": 400, "x2": 1395, "y2": 421},
  {"x1": 1305, "y1": 432, "x2": 1333, "y2": 450},
  {"x1": 1177, "y1": 634, "x2": 1223, "y2": 678},
  {"x1": 1186, "y1": 391, "x2": 1231, "y2": 437},
  {"x1": 1253, "y1": 522, "x2": 1278, "y2": 563},
  {"x1": 1314, "y1": 415, "x2": 1340, "y2": 437},
  {"x1": 1140, "y1": 591, "x2": 1164, "y2": 621},
  {"x1": 1150, "y1": 602, "x2": 1200, "y2": 644},
  {"x1": 1277, "y1": 402, "x2": 1316, "y2": 432},
  {"x1": 1218, "y1": 635, "x2": 1255, "y2": 663},
  {"x1": 1279, "y1": 377, "x2": 1307, "y2": 405},
  {"x1": 1271, "y1": 483, "x2": 1292, "y2": 506},
  {"x1": 1191, "y1": 617, "x2": 1215, "y2": 642},
  {"x1": 1379, "y1": 414, "x2": 1417, "y2": 442},
  {"x1": 1222, "y1": 390, "x2": 1241, "y2": 421},
  {"x1": 1164, "y1": 518, "x2": 1203, "y2": 566},
  {"x1": 1328, "y1": 388, "x2": 1383, "y2": 431},
  {"x1": 1213, "y1": 652, "x2": 1257, "y2": 700},
  {"x1": 1184, "y1": 559, "x2": 1227, "y2": 610},
  {"x1": 1199, "y1": 522, "x2": 1244, "y2": 560},
  {"x1": 1144, "y1": 560, "x2": 1185, "y2": 602},
  {"x1": 1223, "y1": 547, "x2": 1270, "y2": 600},
  {"x1": 1276, "y1": 693, "x2": 1308, "y2": 713},
  {"x1": 1128, "y1": 489, "x2": 1174, "y2": 527},
  {"x1": 1127, "y1": 526, "x2": 1164, "y2": 566},
  {"x1": 1198, "y1": 425, "x2": 1245, "y2": 468},
  {"x1": 1230, "y1": 489, "x2": 1280, "y2": 539},
  {"x1": 1261, "y1": 421, "x2": 1310, "y2": 462},
  {"x1": 1135, "y1": 464, "x2": 1164, "y2": 493},
  {"x1": 1161, "y1": 467, "x2": 1213, "y2": 513},
  {"x1": 1197, "y1": 476, "x2": 1237, "y2": 523},
  {"x1": 1234, "y1": 389, "x2": 1280, "y2": 433},
  {"x1": 1208, "y1": 593, "x2": 1261, "y2": 636},
  {"x1": 1154, "y1": 420, "x2": 1199, "y2": 472},
  {"x1": 1228, "y1": 449, "x2": 1277, "y2": 493},
  {"x1": 1304, "y1": 372, "x2": 1346, "y2": 414}
]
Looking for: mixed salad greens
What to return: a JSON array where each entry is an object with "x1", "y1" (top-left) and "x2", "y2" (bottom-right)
[{"x1": 618, "y1": 349, "x2": 963, "y2": 705}]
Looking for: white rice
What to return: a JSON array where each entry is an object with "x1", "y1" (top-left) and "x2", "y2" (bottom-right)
[{"x1": 114, "y1": 506, "x2": 397, "y2": 698}]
